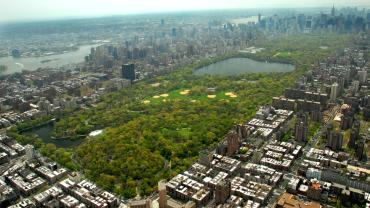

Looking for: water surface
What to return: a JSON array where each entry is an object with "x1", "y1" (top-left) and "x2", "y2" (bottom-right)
[
  {"x1": 23, "y1": 123, "x2": 83, "y2": 148},
  {"x1": 195, "y1": 58, "x2": 294, "y2": 76},
  {"x1": 0, "y1": 44, "x2": 100, "y2": 74}
]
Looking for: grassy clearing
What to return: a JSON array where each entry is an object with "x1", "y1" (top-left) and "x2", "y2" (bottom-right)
[{"x1": 144, "y1": 88, "x2": 238, "y2": 104}]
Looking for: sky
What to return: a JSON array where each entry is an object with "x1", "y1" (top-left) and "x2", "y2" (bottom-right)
[{"x1": 0, "y1": 0, "x2": 369, "y2": 23}]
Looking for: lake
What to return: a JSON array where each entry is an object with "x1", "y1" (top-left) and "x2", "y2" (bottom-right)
[
  {"x1": 195, "y1": 58, "x2": 295, "y2": 76},
  {"x1": 23, "y1": 123, "x2": 83, "y2": 148},
  {"x1": 0, "y1": 44, "x2": 100, "y2": 75}
]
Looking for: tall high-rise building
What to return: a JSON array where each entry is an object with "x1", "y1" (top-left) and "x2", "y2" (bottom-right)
[
  {"x1": 356, "y1": 139, "x2": 365, "y2": 160},
  {"x1": 344, "y1": 70, "x2": 351, "y2": 85},
  {"x1": 172, "y1": 28, "x2": 177, "y2": 37},
  {"x1": 358, "y1": 70, "x2": 367, "y2": 83},
  {"x1": 297, "y1": 14, "x2": 306, "y2": 31},
  {"x1": 310, "y1": 111, "x2": 322, "y2": 123},
  {"x1": 226, "y1": 131, "x2": 241, "y2": 156},
  {"x1": 353, "y1": 120, "x2": 361, "y2": 132},
  {"x1": 338, "y1": 76, "x2": 345, "y2": 94},
  {"x1": 327, "y1": 131, "x2": 343, "y2": 151},
  {"x1": 122, "y1": 64, "x2": 136, "y2": 82},
  {"x1": 25, "y1": 144, "x2": 35, "y2": 160},
  {"x1": 295, "y1": 119, "x2": 308, "y2": 142},
  {"x1": 305, "y1": 16, "x2": 313, "y2": 32},
  {"x1": 340, "y1": 115, "x2": 353, "y2": 130},
  {"x1": 199, "y1": 150, "x2": 212, "y2": 167},
  {"x1": 129, "y1": 199, "x2": 152, "y2": 208},
  {"x1": 331, "y1": 5, "x2": 336, "y2": 16},
  {"x1": 348, "y1": 129, "x2": 357, "y2": 149},
  {"x1": 352, "y1": 80, "x2": 360, "y2": 92},
  {"x1": 90, "y1": 47, "x2": 96, "y2": 57},
  {"x1": 158, "y1": 180, "x2": 167, "y2": 208},
  {"x1": 330, "y1": 82, "x2": 338, "y2": 101},
  {"x1": 215, "y1": 181, "x2": 231, "y2": 205}
]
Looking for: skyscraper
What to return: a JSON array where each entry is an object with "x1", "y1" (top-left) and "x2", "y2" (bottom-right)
[
  {"x1": 226, "y1": 131, "x2": 241, "y2": 156},
  {"x1": 353, "y1": 120, "x2": 361, "y2": 132},
  {"x1": 358, "y1": 70, "x2": 367, "y2": 83},
  {"x1": 331, "y1": 5, "x2": 336, "y2": 16},
  {"x1": 172, "y1": 28, "x2": 177, "y2": 37},
  {"x1": 122, "y1": 64, "x2": 136, "y2": 82},
  {"x1": 340, "y1": 114, "x2": 353, "y2": 130},
  {"x1": 215, "y1": 181, "x2": 231, "y2": 205},
  {"x1": 327, "y1": 131, "x2": 343, "y2": 151},
  {"x1": 348, "y1": 129, "x2": 357, "y2": 149},
  {"x1": 158, "y1": 180, "x2": 167, "y2": 208},
  {"x1": 356, "y1": 139, "x2": 365, "y2": 160},
  {"x1": 295, "y1": 119, "x2": 308, "y2": 142},
  {"x1": 338, "y1": 76, "x2": 345, "y2": 94},
  {"x1": 199, "y1": 150, "x2": 212, "y2": 167},
  {"x1": 330, "y1": 82, "x2": 338, "y2": 101},
  {"x1": 352, "y1": 80, "x2": 360, "y2": 92}
]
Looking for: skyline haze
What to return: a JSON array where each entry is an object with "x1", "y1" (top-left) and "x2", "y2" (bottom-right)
[{"x1": 1, "y1": 0, "x2": 370, "y2": 23}]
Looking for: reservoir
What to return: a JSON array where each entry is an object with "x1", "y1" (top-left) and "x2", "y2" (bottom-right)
[
  {"x1": 195, "y1": 58, "x2": 295, "y2": 76},
  {"x1": 23, "y1": 123, "x2": 83, "y2": 148},
  {"x1": 0, "y1": 44, "x2": 100, "y2": 75}
]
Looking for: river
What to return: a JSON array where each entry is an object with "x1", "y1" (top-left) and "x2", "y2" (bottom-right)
[
  {"x1": 195, "y1": 58, "x2": 295, "y2": 76},
  {"x1": 0, "y1": 44, "x2": 100, "y2": 74}
]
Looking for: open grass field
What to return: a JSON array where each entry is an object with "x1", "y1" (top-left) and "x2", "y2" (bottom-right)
[{"x1": 142, "y1": 88, "x2": 238, "y2": 105}]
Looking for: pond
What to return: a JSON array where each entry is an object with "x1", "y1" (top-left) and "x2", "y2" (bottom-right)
[
  {"x1": 194, "y1": 58, "x2": 295, "y2": 76},
  {"x1": 23, "y1": 123, "x2": 83, "y2": 148}
]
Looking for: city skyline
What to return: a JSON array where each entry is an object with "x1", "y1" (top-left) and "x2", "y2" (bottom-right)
[
  {"x1": 1, "y1": 0, "x2": 370, "y2": 23},
  {"x1": 0, "y1": 2, "x2": 369, "y2": 207}
]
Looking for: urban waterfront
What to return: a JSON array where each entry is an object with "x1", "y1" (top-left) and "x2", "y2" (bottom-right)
[
  {"x1": 0, "y1": 3, "x2": 369, "y2": 208},
  {"x1": 0, "y1": 44, "x2": 100, "y2": 74},
  {"x1": 195, "y1": 57, "x2": 295, "y2": 76}
]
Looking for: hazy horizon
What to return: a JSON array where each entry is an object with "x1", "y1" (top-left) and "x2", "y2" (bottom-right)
[{"x1": 1, "y1": 0, "x2": 370, "y2": 23}]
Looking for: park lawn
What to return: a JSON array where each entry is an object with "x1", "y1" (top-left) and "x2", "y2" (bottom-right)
[
  {"x1": 276, "y1": 51, "x2": 292, "y2": 58},
  {"x1": 144, "y1": 89, "x2": 238, "y2": 104}
]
